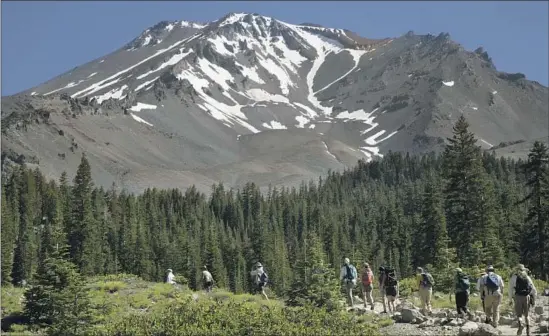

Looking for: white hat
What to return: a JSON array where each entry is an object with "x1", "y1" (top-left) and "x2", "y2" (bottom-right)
[
  {"x1": 167, "y1": 269, "x2": 173, "y2": 272},
  {"x1": 344, "y1": 258, "x2": 350, "y2": 264}
]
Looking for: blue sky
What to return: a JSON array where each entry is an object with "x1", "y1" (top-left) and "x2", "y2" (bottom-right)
[{"x1": 2, "y1": 1, "x2": 548, "y2": 96}]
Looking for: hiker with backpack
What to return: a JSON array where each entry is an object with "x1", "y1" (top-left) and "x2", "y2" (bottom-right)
[
  {"x1": 509, "y1": 264, "x2": 537, "y2": 336},
  {"x1": 476, "y1": 271, "x2": 487, "y2": 311},
  {"x1": 202, "y1": 266, "x2": 215, "y2": 293},
  {"x1": 383, "y1": 267, "x2": 399, "y2": 313},
  {"x1": 378, "y1": 266, "x2": 388, "y2": 313},
  {"x1": 416, "y1": 267, "x2": 434, "y2": 315},
  {"x1": 250, "y1": 262, "x2": 269, "y2": 300},
  {"x1": 166, "y1": 269, "x2": 177, "y2": 285},
  {"x1": 479, "y1": 265, "x2": 504, "y2": 328},
  {"x1": 454, "y1": 268, "x2": 472, "y2": 318},
  {"x1": 361, "y1": 263, "x2": 375, "y2": 310},
  {"x1": 339, "y1": 258, "x2": 358, "y2": 307}
]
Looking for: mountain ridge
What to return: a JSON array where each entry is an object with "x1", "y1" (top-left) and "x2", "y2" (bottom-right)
[{"x1": 2, "y1": 12, "x2": 547, "y2": 194}]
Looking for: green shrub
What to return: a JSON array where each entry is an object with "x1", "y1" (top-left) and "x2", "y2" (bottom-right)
[
  {"x1": 95, "y1": 281, "x2": 127, "y2": 293},
  {"x1": 90, "y1": 296, "x2": 380, "y2": 336}
]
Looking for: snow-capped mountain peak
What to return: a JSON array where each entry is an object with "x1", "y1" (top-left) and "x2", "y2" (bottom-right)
[{"x1": 5, "y1": 12, "x2": 546, "y2": 194}]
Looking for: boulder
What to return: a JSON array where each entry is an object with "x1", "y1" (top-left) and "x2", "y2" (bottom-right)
[
  {"x1": 418, "y1": 319, "x2": 435, "y2": 328},
  {"x1": 459, "y1": 321, "x2": 479, "y2": 336},
  {"x1": 498, "y1": 316, "x2": 514, "y2": 325},
  {"x1": 473, "y1": 323, "x2": 500, "y2": 336},
  {"x1": 391, "y1": 312, "x2": 402, "y2": 323},
  {"x1": 534, "y1": 305, "x2": 544, "y2": 314},
  {"x1": 539, "y1": 321, "x2": 549, "y2": 333},
  {"x1": 401, "y1": 308, "x2": 424, "y2": 323}
]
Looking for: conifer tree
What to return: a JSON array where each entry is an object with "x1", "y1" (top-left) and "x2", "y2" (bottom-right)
[
  {"x1": 522, "y1": 141, "x2": 549, "y2": 278},
  {"x1": 443, "y1": 116, "x2": 493, "y2": 266},
  {"x1": 24, "y1": 247, "x2": 92, "y2": 336},
  {"x1": 286, "y1": 232, "x2": 341, "y2": 311}
]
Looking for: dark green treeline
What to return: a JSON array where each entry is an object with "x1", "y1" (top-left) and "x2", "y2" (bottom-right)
[{"x1": 2, "y1": 116, "x2": 548, "y2": 295}]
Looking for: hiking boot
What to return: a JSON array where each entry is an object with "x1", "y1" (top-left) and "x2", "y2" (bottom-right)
[
  {"x1": 517, "y1": 323, "x2": 524, "y2": 336},
  {"x1": 371, "y1": 305, "x2": 374, "y2": 311}
]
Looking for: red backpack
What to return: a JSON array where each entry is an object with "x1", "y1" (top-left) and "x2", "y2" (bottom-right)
[{"x1": 362, "y1": 269, "x2": 373, "y2": 286}]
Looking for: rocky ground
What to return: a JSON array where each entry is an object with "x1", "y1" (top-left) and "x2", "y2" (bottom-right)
[{"x1": 346, "y1": 295, "x2": 549, "y2": 336}]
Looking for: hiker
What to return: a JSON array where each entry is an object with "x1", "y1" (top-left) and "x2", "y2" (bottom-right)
[
  {"x1": 250, "y1": 262, "x2": 269, "y2": 300},
  {"x1": 202, "y1": 266, "x2": 214, "y2": 293},
  {"x1": 361, "y1": 262, "x2": 375, "y2": 310},
  {"x1": 166, "y1": 269, "x2": 176, "y2": 285},
  {"x1": 509, "y1": 264, "x2": 537, "y2": 336},
  {"x1": 476, "y1": 271, "x2": 487, "y2": 311},
  {"x1": 340, "y1": 258, "x2": 358, "y2": 307},
  {"x1": 454, "y1": 268, "x2": 472, "y2": 318},
  {"x1": 416, "y1": 267, "x2": 434, "y2": 315},
  {"x1": 378, "y1": 266, "x2": 388, "y2": 313},
  {"x1": 479, "y1": 265, "x2": 504, "y2": 328},
  {"x1": 384, "y1": 267, "x2": 399, "y2": 313}
]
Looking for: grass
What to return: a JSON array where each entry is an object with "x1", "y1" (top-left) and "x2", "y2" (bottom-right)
[{"x1": 1, "y1": 275, "x2": 388, "y2": 335}]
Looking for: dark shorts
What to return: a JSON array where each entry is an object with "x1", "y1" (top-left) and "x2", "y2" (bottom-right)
[
  {"x1": 385, "y1": 286, "x2": 397, "y2": 297},
  {"x1": 204, "y1": 281, "x2": 213, "y2": 288},
  {"x1": 256, "y1": 282, "x2": 266, "y2": 292}
]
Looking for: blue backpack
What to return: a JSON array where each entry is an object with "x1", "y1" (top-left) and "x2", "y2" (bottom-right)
[
  {"x1": 485, "y1": 273, "x2": 499, "y2": 291},
  {"x1": 345, "y1": 265, "x2": 357, "y2": 281}
]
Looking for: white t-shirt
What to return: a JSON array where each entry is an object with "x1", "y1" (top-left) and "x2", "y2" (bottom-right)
[
  {"x1": 167, "y1": 272, "x2": 176, "y2": 284},
  {"x1": 203, "y1": 270, "x2": 213, "y2": 282}
]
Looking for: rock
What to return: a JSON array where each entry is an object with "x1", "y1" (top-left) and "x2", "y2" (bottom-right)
[
  {"x1": 539, "y1": 321, "x2": 549, "y2": 333},
  {"x1": 459, "y1": 321, "x2": 479, "y2": 336},
  {"x1": 498, "y1": 316, "x2": 514, "y2": 325},
  {"x1": 511, "y1": 320, "x2": 520, "y2": 328},
  {"x1": 418, "y1": 319, "x2": 435, "y2": 328},
  {"x1": 534, "y1": 306, "x2": 544, "y2": 314},
  {"x1": 353, "y1": 296, "x2": 364, "y2": 304},
  {"x1": 391, "y1": 312, "x2": 402, "y2": 323},
  {"x1": 435, "y1": 310, "x2": 449, "y2": 318},
  {"x1": 473, "y1": 323, "x2": 500, "y2": 336},
  {"x1": 401, "y1": 308, "x2": 425, "y2": 323}
]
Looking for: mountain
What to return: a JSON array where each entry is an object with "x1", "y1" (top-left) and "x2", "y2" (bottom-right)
[{"x1": 2, "y1": 12, "x2": 548, "y2": 194}]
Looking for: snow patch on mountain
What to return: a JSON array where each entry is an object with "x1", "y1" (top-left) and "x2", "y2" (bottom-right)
[
  {"x1": 322, "y1": 141, "x2": 337, "y2": 160},
  {"x1": 262, "y1": 120, "x2": 287, "y2": 130},
  {"x1": 129, "y1": 102, "x2": 157, "y2": 112},
  {"x1": 293, "y1": 102, "x2": 318, "y2": 118},
  {"x1": 71, "y1": 39, "x2": 190, "y2": 98},
  {"x1": 336, "y1": 108, "x2": 377, "y2": 124},
  {"x1": 176, "y1": 66, "x2": 259, "y2": 133},
  {"x1": 137, "y1": 50, "x2": 193, "y2": 80},
  {"x1": 87, "y1": 72, "x2": 98, "y2": 78},
  {"x1": 135, "y1": 76, "x2": 160, "y2": 92},
  {"x1": 314, "y1": 49, "x2": 367, "y2": 94},
  {"x1": 246, "y1": 89, "x2": 289, "y2": 104},
  {"x1": 442, "y1": 80, "x2": 454, "y2": 87},
  {"x1": 130, "y1": 113, "x2": 154, "y2": 126},
  {"x1": 295, "y1": 115, "x2": 309, "y2": 128},
  {"x1": 94, "y1": 85, "x2": 128, "y2": 104}
]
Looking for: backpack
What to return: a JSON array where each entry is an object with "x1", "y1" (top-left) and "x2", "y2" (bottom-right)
[
  {"x1": 421, "y1": 273, "x2": 434, "y2": 288},
  {"x1": 514, "y1": 273, "x2": 532, "y2": 296},
  {"x1": 345, "y1": 265, "x2": 357, "y2": 281},
  {"x1": 362, "y1": 270, "x2": 373, "y2": 286},
  {"x1": 457, "y1": 273, "x2": 470, "y2": 291},
  {"x1": 255, "y1": 270, "x2": 268, "y2": 285},
  {"x1": 485, "y1": 273, "x2": 500, "y2": 292},
  {"x1": 385, "y1": 268, "x2": 398, "y2": 287}
]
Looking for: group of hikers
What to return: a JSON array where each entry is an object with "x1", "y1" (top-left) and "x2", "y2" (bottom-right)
[
  {"x1": 166, "y1": 258, "x2": 541, "y2": 335},
  {"x1": 340, "y1": 258, "x2": 539, "y2": 336},
  {"x1": 165, "y1": 261, "x2": 270, "y2": 300}
]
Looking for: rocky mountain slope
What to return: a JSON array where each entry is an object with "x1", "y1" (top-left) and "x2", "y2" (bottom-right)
[{"x1": 2, "y1": 12, "x2": 547, "y2": 193}]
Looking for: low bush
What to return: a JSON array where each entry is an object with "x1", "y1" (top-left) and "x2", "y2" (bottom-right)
[{"x1": 90, "y1": 296, "x2": 380, "y2": 336}]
